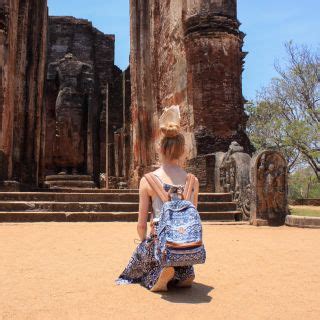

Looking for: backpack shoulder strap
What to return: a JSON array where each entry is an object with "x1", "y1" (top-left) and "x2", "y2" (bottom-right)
[
  {"x1": 183, "y1": 173, "x2": 196, "y2": 202},
  {"x1": 144, "y1": 173, "x2": 169, "y2": 203}
]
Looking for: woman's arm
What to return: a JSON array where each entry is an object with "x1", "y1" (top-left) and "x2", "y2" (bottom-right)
[
  {"x1": 193, "y1": 177, "x2": 200, "y2": 208},
  {"x1": 137, "y1": 177, "x2": 150, "y2": 241}
]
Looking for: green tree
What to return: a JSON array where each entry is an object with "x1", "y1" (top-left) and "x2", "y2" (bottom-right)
[
  {"x1": 246, "y1": 100, "x2": 303, "y2": 172},
  {"x1": 246, "y1": 42, "x2": 320, "y2": 179},
  {"x1": 289, "y1": 167, "x2": 320, "y2": 200}
]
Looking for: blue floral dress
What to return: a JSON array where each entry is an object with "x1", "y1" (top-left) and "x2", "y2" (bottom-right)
[{"x1": 116, "y1": 180, "x2": 195, "y2": 289}]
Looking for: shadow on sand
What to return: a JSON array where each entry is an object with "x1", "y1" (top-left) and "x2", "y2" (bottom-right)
[{"x1": 159, "y1": 282, "x2": 214, "y2": 304}]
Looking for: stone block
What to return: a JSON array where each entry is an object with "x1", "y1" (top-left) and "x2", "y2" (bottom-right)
[{"x1": 285, "y1": 215, "x2": 320, "y2": 229}]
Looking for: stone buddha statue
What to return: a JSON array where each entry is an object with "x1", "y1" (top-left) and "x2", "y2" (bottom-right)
[{"x1": 47, "y1": 53, "x2": 94, "y2": 175}]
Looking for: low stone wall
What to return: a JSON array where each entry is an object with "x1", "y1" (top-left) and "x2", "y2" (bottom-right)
[
  {"x1": 285, "y1": 215, "x2": 320, "y2": 228},
  {"x1": 293, "y1": 199, "x2": 320, "y2": 206}
]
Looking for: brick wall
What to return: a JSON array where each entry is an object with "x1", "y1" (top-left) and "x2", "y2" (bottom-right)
[
  {"x1": 129, "y1": 0, "x2": 252, "y2": 188},
  {"x1": 0, "y1": 0, "x2": 48, "y2": 187}
]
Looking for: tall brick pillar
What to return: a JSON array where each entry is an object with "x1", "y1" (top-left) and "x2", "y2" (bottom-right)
[
  {"x1": 129, "y1": 0, "x2": 253, "y2": 189},
  {"x1": 184, "y1": 0, "x2": 252, "y2": 155},
  {"x1": 0, "y1": 0, "x2": 48, "y2": 190},
  {"x1": 129, "y1": 0, "x2": 159, "y2": 186}
]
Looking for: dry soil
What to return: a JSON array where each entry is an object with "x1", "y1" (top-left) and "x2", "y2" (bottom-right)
[{"x1": 0, "y1": 222, "x2": 319, "y2": 320}]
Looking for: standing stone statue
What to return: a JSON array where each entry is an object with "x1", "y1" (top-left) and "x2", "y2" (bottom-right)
[
  {"x1": 47, "y1": 53, "x2": 94, "y2": 175},
  {"x1": 216, "y1": 141, "x2": 252, "y2": 220},
  {"x1": 251, "y1": 150, "x2": 288, "y2": 226}
]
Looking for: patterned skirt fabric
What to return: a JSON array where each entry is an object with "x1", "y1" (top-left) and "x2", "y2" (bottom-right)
[{"x1": 116, "y1": 235, "x2": 195, "y2": 290}]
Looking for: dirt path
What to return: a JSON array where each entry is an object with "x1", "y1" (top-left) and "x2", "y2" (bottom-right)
[{"x1": 0, "y1": 223, "x2": 319, "y2": 320}]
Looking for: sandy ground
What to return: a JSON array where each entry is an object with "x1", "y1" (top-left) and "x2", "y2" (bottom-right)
[{"x1": 0, "y1": 222, "x2": 319, "y2": 320}]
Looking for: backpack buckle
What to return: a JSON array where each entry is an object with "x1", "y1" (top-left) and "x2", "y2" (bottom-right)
[{"x1": 168, "y1": 185, "x2": 185, "y2": 201}]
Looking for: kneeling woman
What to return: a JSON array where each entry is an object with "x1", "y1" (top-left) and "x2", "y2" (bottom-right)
[{"x1": 116, "y1": 106, "x2": 199, "y2": 292}]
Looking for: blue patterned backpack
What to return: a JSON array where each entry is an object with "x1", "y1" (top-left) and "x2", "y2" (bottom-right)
[{"x1": 145, "y1": 173, "x2": 206, "y2": 267}]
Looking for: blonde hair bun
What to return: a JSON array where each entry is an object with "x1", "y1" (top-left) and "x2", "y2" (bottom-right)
[
  {"x1": 160, "y1": 122, "x2": 180, "y2": 138},
  {"x1": 159, "y1": 105, "x2": 181, "y2": 137},
  {"x1": 159, "y1": 105, "x2": 185, "y2": 160}
]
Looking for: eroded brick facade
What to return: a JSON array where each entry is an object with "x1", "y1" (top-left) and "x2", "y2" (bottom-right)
[
  {"x1": 1, "y1": 0, "x2": 253, "y2": 191},
  {"x1": 130, "y1": 0, "x2": 253, "y2": 187},
  {"x1": 43, "y1": 16, "x2": 116, "y2": 185},
  {"x1": 0, "y1": 0, "x2": 48, "y2": 188}
]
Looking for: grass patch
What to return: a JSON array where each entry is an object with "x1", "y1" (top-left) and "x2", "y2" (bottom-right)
[{"x1": 290, "y1": 206, "x2": 320, "y2": 217}]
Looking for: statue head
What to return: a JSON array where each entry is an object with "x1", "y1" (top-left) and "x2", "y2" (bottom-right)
[
  {"x1": 268, "y1": 163, "x2": 275, "y2": 171},
  {"x1": 229, "y1": 141, "x2": 244, "y2": 153},
  {"x1": 59, "y1": 53, "x2": 76, "y2": 64},
  {"x1": 231, "y1": 141, "x2": 240, "y2": 147},
  {"x1": 64, "y1": 53, "x2": 75, "y2": 60}
]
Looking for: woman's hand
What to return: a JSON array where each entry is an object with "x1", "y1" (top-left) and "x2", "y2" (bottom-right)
[
  {"x1": 193, "y1": 177, "x2": 200, "y2": 208},
  {"x1": 137, "y1": 177, "x2": 150, "y2": 241}
]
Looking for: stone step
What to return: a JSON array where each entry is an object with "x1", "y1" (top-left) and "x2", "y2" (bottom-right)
[
  {"x1": 0, "y1": 211, "x2": 242, "y2": 222},
  {"x1": 0, "y1": 192, "x2": 232, "y2": 202},
  {"x1": 44, "y1": 180, "x2": 96, "y2": 188},
  {"x1": 35, "y1": 188, "x2": 140, "y2": 193},
  {"x1": 45, "y1": 175, "x2": 93, "y2": 181},
  {"x1": 0, "y1": 193, "x2": 140, "y2": 202},
  {"x1": 0, "y1": 201, "x2": 237, "y2": 212}
]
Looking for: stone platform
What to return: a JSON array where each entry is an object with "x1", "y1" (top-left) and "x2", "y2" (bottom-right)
[
  {"x1": 285, "y1": 215, "x2": 320, "y2": 228},
  {"x1": 0, "y1": 190, "x2": 241, "y2": 222},
  {"x1": 44, "y1": 175, "x2": 96, "y2": 189}
]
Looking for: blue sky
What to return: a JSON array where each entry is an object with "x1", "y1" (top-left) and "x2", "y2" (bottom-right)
[{"x1": 48, "y1": 0, "x2": 320, "y2": 100}]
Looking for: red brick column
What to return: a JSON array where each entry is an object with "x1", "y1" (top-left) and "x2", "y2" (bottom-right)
[
  {"x1": 184, "y1": 0, "x2": 253, "y2": 155},
  {"x1": 0, "y1": 0, "x2": 48, "y2": 189}
]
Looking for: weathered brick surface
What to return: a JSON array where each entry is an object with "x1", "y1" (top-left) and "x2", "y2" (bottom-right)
[
  {"x1": 130, "y1": 0, "x2": 195, "y2": 187},
  {"x1": 185, "y1": 27, "x2": 251, "y2": 154},
  {"x1": 130, "y1": 0, "x2": 158, "y2": 181},
  {"x1": 0, "y1": 0, "x2": 48, "y2": 187},
  {"x1": 1, "y1": 0, "x2": 252, "y2": 191},
  {"x1": 186, "y1": 154, "x2": 216, "y2": 192},
  {"x1": 130, "y1": 0, "x2": 252, "y2": 187},
  {"x1": 43, "y1": 16, "x2": 117, "y2": 185}
]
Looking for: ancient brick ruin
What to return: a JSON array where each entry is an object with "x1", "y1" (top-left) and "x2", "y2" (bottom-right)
[
  {"x1": 0, "y1": 8, "x2": 131, "y2": 189},
  {"x1": 130, "y1": 0, "x2": 253, "y2": 187},
  {"x1": 0, "y1": 0, "x2": 252, "y2": 191},
  {"x1": 0, "y1": 0, "x2": 48, "y2": 189},
  {"x1": 0, "y1": 0, "x2": 288, "y2": 224},
  {"x1": 44, "y1": 16, "x2": 118, "y2": 188}
]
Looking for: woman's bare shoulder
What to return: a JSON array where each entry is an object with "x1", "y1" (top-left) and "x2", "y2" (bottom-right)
[
  {"x1": 188, "y1": 173, "x2": 199, "y2": 189},
  {"x1": 139, "y1": 176, "x2": 155, "y2": 197},
  {"x1": 139, "y1": 176, "x2": 149, "y2": 188},
  {"x1": 187, "y1": 172, "x2": 198, "y2": 179},
  {"x1": 192, "y1": 174, "x2": 199, "y2": 182}
]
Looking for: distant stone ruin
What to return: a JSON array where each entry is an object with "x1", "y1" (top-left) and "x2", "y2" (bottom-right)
[
  {"x1": 0, "y1": 0, "x2": 288, "y2": 224},
  {"x1": 0, "y1": 0, "x2": 48, "y2": 188},
  {"x1": 130, "y1": 0, "x2": 253, "y2": 186}
]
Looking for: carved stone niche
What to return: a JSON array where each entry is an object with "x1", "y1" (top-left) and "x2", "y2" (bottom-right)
[
  {"x1": 217, "y1": 141, "x2": 252, "y2": 220},
  {"x1": 250, "y1": 150, "x2": 288, "y2": 226}
]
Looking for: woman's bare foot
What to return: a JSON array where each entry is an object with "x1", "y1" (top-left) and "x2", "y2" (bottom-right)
[
  {"x1": 175, "y1": 275, "x2": 195, "y2": 288},
  {"x1": 150, "y1": 267, "x2": 175, "y2": 292}
]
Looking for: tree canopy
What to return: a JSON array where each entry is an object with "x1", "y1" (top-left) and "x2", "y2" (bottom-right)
[{"x1": 246, "y1": 42, "x2": 320, "y2": 179}]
